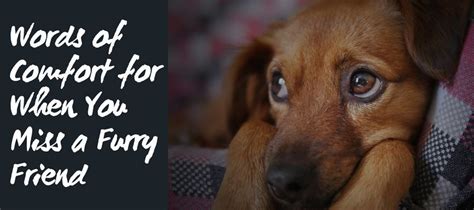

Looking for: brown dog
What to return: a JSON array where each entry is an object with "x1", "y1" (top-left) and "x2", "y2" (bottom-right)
[{"x1": 179, "y1": 0, "x2": 472, "y2": 209}]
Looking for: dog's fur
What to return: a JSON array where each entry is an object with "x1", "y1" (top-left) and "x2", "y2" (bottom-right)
[{"x1": 174, "y1": 0, "x2": 472, "y2": 209}]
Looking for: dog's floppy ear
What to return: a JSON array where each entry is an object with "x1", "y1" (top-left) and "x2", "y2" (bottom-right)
[
  {"x1": 223, "y1": 35, "x2": 275, "y2": 135},
  {"x1": 399, "y1": 0, "x2": 472, "y2": 81}
]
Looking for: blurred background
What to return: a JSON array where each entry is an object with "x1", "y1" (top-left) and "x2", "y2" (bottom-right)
[{"x1": 168, "y1": 0, "x2": 309, "y2": 114}]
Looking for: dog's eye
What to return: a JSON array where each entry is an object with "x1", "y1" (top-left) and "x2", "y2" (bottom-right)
[
  {"x1": 270, "y1": 71, "x2": 288, "y2": 102},
  {"x1": 350, "y1": 70, "x2": 382, "y2": 100}
]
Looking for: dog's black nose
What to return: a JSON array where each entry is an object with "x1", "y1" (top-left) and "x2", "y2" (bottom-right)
[{"x1": 266, "y1": 163, "x2": 310, "y2": 204}]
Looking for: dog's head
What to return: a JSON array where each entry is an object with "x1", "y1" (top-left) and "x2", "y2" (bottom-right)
[{"x1": 225, "y1": 0, "x2": 471, "y2": 208}]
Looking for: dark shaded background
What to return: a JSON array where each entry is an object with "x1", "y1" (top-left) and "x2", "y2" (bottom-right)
[{"x1": 168, "y1": 0, "x2": 309, "y2": 114}]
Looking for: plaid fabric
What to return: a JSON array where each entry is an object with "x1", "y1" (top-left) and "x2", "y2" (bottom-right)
[
  {"x1": 168, "y1": 146, "x2": 227, "y2": 210},
  {"x1": 401, "y1": 23, "x2": 474, "y2": 210}
]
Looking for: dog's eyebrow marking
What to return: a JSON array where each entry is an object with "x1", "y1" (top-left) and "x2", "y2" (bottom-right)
[
  {"x1": 364, "y1": 54, "x2": 402, "y2": 82},
  {"x1": 291, "y1": 50, "x2": 306, "y2": 93},
  {"x1": 336, "y1": 51, "x2": 402, "y2": 82},
  {"x1": 334, "y1": 53, "x2": 352, "y2": 71}
]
